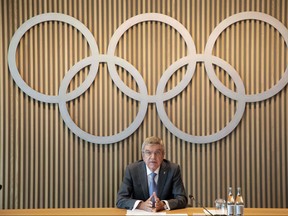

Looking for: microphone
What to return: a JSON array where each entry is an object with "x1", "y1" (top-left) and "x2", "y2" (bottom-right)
[{"x1": 189, "y1": 194, "x2": 213, "y2": 216}]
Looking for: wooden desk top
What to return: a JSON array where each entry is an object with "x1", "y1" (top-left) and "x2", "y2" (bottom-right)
[{"x1": 0, "y1": 207, "x2": 287, "y2": 215}]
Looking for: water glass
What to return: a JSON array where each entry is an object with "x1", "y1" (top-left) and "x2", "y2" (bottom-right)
[{"x1": 215, "y1": 198, "x2": 226, "y2": 214}]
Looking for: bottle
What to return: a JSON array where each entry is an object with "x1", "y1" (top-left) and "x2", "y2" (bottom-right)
[
  {"x1": 227, "y1": 187, "x2": 235, "y2": 215},
  {"x1": 235, "y1": 187, "x2": 244, "y2": 215}
]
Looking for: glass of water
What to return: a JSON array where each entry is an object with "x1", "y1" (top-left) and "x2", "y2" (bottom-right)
[{"x1": 215, "y1": 198, "x2": 226, "y2": 214}]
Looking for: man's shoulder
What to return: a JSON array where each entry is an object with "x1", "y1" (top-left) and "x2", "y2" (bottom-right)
[
  {"x1": 162, "y1": 159, "x2": 180, "y2": 170},
  {"x1": 127, "y1": 160, "x2": 145, "y2": 169}
]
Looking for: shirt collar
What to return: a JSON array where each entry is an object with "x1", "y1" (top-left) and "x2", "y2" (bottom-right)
[{"x1": 146, "y1": 165, "x2": 160, "y2": 175}]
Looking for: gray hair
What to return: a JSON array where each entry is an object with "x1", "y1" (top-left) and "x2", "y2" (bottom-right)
[{"x1": 141, "y1": 136, "x2": 165, "y2": 153}]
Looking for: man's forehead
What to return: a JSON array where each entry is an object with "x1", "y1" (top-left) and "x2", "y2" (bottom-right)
[{"x1": 144, "y1": 144, "x2": 163, "y2": 150}]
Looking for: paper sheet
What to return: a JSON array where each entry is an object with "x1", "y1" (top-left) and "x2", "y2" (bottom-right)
[
  {"x1": 126, "y1": 209, "x2": 166, "y2": 215},
  {"x1": 203, "y1": 209, "x2": 227, "y2": 215}
]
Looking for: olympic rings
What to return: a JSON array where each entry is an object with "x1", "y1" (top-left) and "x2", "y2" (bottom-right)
[{"x1": 7, "y1": 12, "x2": 288, "y2": 144}]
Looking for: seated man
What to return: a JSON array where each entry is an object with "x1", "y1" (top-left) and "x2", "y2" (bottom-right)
[{"x1": 116, "y1": 136, "x2": 188, "y2": 212}]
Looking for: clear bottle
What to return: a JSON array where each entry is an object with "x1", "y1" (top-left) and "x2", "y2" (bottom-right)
[
  {"x1": 227, "y1": 187, "x2": 235, "y2": 215},
  {"x1": 235, "y1": 187, "x2": 244, "y2": 215}
]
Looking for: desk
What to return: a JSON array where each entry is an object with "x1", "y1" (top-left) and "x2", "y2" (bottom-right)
[{"x1": 0, "y1": 207, "x2": 287, "y2": 215}]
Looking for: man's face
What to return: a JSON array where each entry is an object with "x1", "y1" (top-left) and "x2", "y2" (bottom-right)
[{"x1": 142, "y1": 144, "x2": 164, "y2": 172}]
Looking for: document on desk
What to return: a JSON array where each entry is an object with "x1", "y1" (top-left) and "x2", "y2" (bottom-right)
[
  {"x1": 203, "y1": 209, "x2": 227, "y2": 215},
  {"x1": 166, "y1": 214, "x2": 188, "y2": 216},
  {"x1": 126, "y1": 209, "x2": 166, "y2": 215},
  {"x1": 126, "y1": 210, "x2": 188, "y2": 215}
]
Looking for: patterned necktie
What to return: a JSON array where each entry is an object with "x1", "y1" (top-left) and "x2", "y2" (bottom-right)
[{"x1": 149, "y1": 172, "x2": 157, "y2": 207}]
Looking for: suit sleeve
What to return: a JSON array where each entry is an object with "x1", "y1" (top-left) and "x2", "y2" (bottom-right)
[
  {"x1": 166, "y1": 165, "x2": 188, "y2": 210},
  {"x1": 116, "y1": 166, "x2": 139, "y2": 209}
]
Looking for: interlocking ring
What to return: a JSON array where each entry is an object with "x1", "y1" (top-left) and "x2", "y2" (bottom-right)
[
  {"x1": 8, "y1": 12, "x2": 288, "y2": 144},
  {"x1": 205, "y1": 12, "x2": 288, "y2": 103},
  {"x1": 8, "y1": 13, "x2": 99, "y2": 103}
]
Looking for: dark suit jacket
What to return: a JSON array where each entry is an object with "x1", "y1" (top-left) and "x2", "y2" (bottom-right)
[{"x1": 116, "y1": 159, "x2": 188, "y2": 210}]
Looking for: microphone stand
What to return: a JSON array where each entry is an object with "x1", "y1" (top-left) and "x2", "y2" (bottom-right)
[{"x1": 189, "y1": 194, "x2": 214, "y2": 216}]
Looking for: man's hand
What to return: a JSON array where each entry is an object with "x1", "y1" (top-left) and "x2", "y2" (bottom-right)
[
  {"x1": 154, "y1": 195, "x2": 166, "y2": 212},
  {"x1": 137, "y1": 195, "x2": 154, "y2": 212},
  {"x1": 137, "y1": 193, "x2": 166, "y2": 212}
]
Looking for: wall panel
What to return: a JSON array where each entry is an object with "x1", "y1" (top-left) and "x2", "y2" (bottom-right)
[{"x1": 0, "y1": 0, "x2": 287, "y2": 209}]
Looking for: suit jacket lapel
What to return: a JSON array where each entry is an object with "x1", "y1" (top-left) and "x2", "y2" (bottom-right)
[
  {"x1": 138, "y1": 162, "x2": 149, "y2": 198},
  {"x1": 157, "y1": 161, "x2": 168, "y2": 199}
]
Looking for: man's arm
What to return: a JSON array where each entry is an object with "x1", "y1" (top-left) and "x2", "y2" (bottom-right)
[
  {"x1": 166, "y1": 164, "x2": 188, "y2": 210},
  {"x1": 116, "y1": 167, "x2": 138, "y2": 209}
]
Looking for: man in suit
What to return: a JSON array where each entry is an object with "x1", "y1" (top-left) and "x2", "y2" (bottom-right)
[{"x1": 116, "y1": 136, "x2": 188, "y2": 212}]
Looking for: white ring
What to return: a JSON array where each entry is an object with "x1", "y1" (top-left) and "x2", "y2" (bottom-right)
[
  {"x1": 107, "y1": 13, "x2": 197, "y2": 103},
  {"x1": 7, "y1": 13, "x2": 99, "y2": 103},
  {"x1": 156, "y1": 54, "x2": 246, "y2": 144},
  {"x1": 58, "y1": 55, "x2": 148, "y2": 144},
  {"x1": 205, "y1": 12, "x2": 288, "y2": 102}
]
